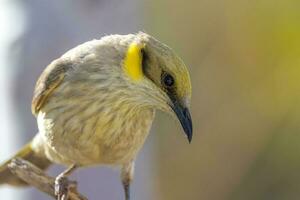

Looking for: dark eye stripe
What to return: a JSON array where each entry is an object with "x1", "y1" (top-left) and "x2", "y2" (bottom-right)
[{"x1": 141, "y1": 48, "x2": 148, "y2": 71}]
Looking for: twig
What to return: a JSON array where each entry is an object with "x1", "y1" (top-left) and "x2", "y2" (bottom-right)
[{"x1": 8, "y1": 158, "x2": 87, "y2": 200}]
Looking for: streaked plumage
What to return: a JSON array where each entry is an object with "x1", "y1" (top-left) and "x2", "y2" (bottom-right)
[{"x1": 0, "y1": 32, "x2": 193, "y2": 200}]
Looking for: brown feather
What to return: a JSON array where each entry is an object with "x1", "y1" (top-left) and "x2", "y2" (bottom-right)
[{"x1": 31, "y1": 58, "x2": 73, "y2": 115}]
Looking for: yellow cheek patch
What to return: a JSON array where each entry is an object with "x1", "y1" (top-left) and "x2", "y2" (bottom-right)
[{"x1": 124, "y1": 42, "x2": 144, "y2": 81}]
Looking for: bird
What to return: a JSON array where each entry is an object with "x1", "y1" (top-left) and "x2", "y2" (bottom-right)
[{"x1": 0, "y1": 32, "x2": 192, "y2": 200}]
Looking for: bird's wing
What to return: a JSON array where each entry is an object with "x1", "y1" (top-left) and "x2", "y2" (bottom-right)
[{"x1": 31, "y1": 58, "x2": 72, "y2": 115}]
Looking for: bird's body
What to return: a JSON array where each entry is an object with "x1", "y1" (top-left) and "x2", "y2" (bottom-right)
[
  {"x1": 35, "y1": 99, "x2": 154, "y2": 166},
  {"x1": 0, "y1": 32, "x2": 193, "y2": 200},
  {"x1": 33, "y1": 36, "x2": 155, "y2": 166}
]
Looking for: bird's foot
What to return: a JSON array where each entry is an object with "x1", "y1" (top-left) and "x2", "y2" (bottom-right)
[{"x1": 55, "y1": 174, "x2": 77, "y2": 200}]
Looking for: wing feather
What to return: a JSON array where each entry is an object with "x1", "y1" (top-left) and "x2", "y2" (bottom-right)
[{"x1": 31, "y1": 58, "x2": 72, "y2": 115}]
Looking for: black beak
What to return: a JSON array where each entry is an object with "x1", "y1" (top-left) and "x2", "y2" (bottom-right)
[{"x1": 171, "y1": 102, "x2": 193, "y2": 143}]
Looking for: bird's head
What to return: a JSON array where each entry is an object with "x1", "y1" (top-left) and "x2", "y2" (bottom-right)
[{"x1": 121, "y1": 32, "x2": 193, "y2": 142}]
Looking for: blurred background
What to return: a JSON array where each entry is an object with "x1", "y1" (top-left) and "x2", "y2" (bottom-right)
[{"x1": 1, "y1": 0, "x2": 300, "y2": 199}]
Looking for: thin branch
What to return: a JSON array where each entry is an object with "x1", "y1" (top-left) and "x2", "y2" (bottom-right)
[{"x1": 8, "y1": 158, "x2": 87, "y2": 200}]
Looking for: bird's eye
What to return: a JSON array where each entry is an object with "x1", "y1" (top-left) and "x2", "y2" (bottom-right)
[{"x1": 162, "y1": 73, "x2": 175, "y2": 88}]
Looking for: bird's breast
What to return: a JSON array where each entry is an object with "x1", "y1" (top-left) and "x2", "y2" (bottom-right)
[
  {"x1": 99, "y1": 108, "x2": 155, "y2": 164},
  {"x1": 37, "y1": 95, "x2": 155, "y2": 166}
]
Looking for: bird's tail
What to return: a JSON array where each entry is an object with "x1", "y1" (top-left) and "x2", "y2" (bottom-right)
[{"x1": 0, "y1": 141, "x2": 52, "y2": 186}]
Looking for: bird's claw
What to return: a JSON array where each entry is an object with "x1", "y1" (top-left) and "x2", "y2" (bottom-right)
[{"x1": 55, "y1": 174, "x2": 77, "y2": 200}]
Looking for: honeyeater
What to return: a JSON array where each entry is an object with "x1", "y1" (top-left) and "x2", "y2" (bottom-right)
[{"x1": 0, "y1": 32, "x2": 192, "y2": 200}]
